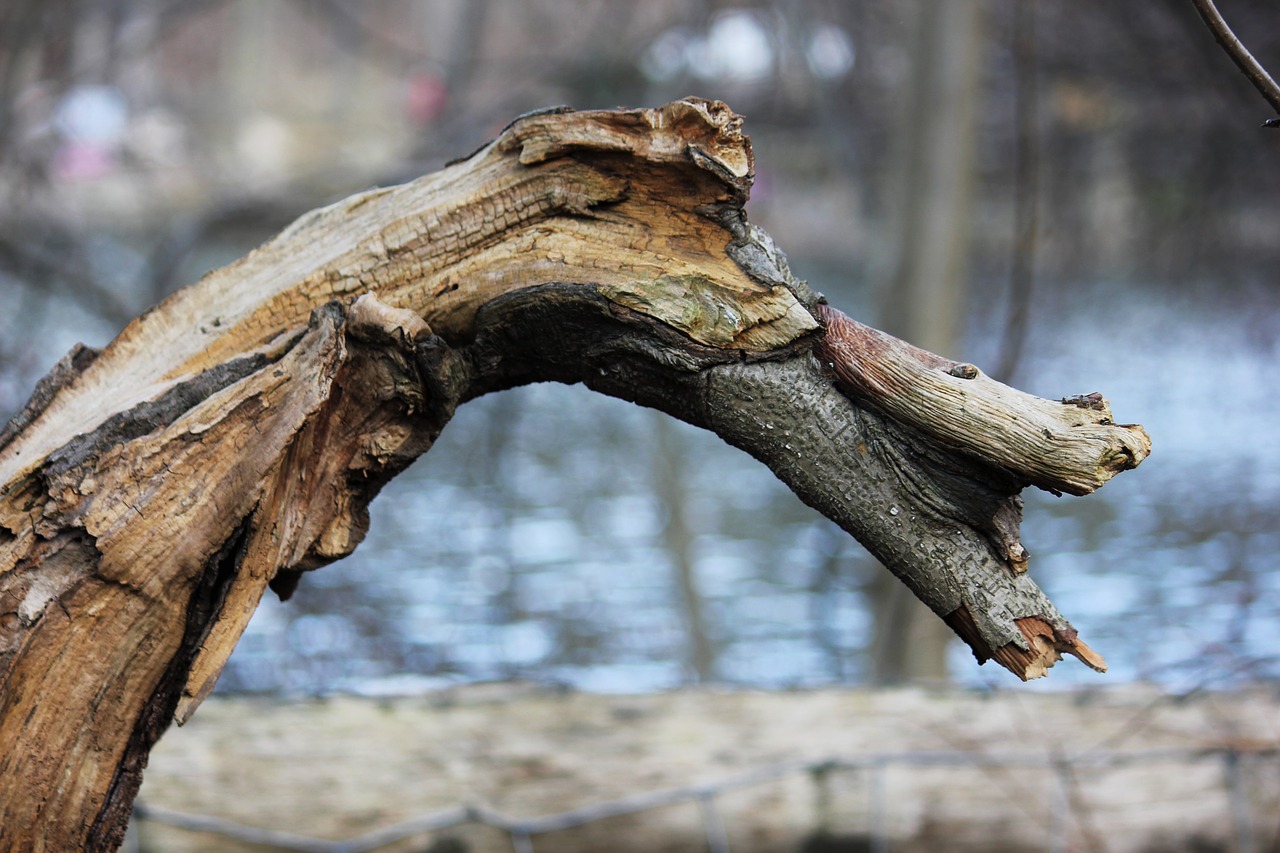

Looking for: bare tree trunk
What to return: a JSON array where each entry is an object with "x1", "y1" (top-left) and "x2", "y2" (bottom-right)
[
  {"x1": 871, "y1": 0, "x2": 986, "y2": 684},
  {"x1": 0, "y1": 99, "x2": 1147, "y2": 850},
  {"x1": 653, "y1": 413, "x2": 716, "y2": 682}
]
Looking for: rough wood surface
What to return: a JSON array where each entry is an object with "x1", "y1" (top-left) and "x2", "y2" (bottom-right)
[
  {"x1": 0, "y1": 99, "x2": 1148, "y2": 850},
  {"x1": 815, "y1": 305, "x2": 1150, "y2": 497}
]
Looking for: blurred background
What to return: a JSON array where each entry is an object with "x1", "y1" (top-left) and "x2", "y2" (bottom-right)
[{"x1": 2, "y1": 0, "x2": 1279, "y2": 698}]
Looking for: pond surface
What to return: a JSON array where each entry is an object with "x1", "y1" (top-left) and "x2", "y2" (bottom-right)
[{"x1": 214, "y1": 274, "x2": 1280, "y2": 695}]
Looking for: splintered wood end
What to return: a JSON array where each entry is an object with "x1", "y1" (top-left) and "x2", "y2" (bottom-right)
[{"x1": 946, "y1": 606, "x2": 1108, "y2": 681}]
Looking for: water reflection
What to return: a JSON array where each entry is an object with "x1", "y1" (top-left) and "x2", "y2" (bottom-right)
[{"x1": 219, "y1": 275, "x2": 1279, "y2": 696}]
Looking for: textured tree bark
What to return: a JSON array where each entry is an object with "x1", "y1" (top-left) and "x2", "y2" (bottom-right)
[{"x1": 0, "y1": 99, "x2": 1149, "y2": 850}]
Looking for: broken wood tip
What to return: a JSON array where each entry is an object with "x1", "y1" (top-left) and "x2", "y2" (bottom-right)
[{"x1": 947, "y1": 607, "x2": 1108, "y2": 681}]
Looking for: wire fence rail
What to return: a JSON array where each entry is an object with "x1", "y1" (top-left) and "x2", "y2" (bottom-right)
[{"x1": 128, "y1": 745, "x2": 1279, "y2": 853}]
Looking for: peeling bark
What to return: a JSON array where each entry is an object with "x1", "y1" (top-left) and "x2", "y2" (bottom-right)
[{"x1": 0, "y1": 99, "x2": 1148, "y2": 850}]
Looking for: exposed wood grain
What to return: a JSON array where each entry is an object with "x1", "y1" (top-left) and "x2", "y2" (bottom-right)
[
  {"x1": 0, "y1": 99, "x2": 1148, "y2": 850},
  {"x1": 816, "y1": 304, "x2": 1150, "y2": 498}
]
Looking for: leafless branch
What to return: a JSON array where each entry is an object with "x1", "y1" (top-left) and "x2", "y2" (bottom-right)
[{"x1": 1189, "y1": 0, "x2": 1280, "y2": 120}]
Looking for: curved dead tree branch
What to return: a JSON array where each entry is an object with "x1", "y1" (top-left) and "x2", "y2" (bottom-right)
[
  {"x1": 1189, "y1": 0, "x2": 1280, "y2": 121},
  {"x1": 0, "y1": 99, "x2": 1149, "y2": 849}
]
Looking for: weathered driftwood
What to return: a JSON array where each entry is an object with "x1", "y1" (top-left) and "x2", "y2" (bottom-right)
[{"x1": 0, "y1": 99, "x2": 1148, "y2": 850}]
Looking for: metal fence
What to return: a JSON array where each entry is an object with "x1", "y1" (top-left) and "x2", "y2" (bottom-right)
[{"x1": 127, "y1": 744, "x2": 1279, "y2": 853}]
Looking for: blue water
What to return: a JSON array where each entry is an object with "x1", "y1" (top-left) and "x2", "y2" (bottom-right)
[{"x1": 219, "y1": 276, "x2": 1280, "y2": 696}]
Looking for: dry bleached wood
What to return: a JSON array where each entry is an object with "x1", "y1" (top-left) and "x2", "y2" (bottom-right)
[
  {"x1": 815, "y1": 305, "x2": 1147, "y2": 499},
  {"x1": 0, "y1": 99, "x2": 1148, "y2": 849}
]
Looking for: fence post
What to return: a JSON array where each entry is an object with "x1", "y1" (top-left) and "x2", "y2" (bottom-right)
[
  {"x1": 510, "y1": 829, "x2": 535, "y2": 853},
  {"x1": 810, "y1": 761, "x2": 835, "y2": 836},
  {"x1": 1224, "y1": 750, "x2": 1255, "y2": 853},
  {"x1": 869, "y1": 758, "x2": 889, "y2": 853},
  {"x1": 1049, "y1": 758, "x2": 1072, "y2": 853},
  {"x1": 698, "y1": 790, "x2": 732, "y2": 853}
]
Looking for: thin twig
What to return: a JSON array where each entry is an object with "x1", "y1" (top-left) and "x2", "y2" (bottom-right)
[{"x1": 1188, "y1": 0, "x2": 1280, "y2": 119}]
